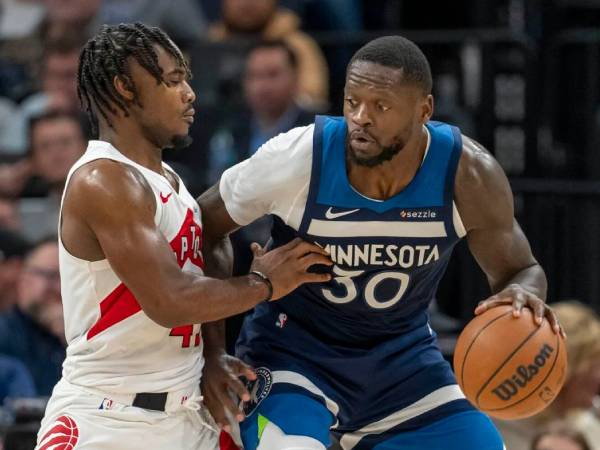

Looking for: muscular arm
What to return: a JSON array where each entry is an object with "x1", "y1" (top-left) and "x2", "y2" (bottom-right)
[
  {"x1": 456, "y1": 136, "x2": 548, "y2": 304},
  {"x1": 198, "y1": 183, "x2": 237, "y2": 355},
  {"x1": 62, "y1": 160, "x2": 268, "y2": 327}
]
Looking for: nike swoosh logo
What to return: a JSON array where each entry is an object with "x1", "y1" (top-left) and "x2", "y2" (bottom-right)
[
  {"x1": 160, "y1": 192, "x2": 172, "y2": 204},
  {"x1": 325, "y1": 207, "x2": 360, "y2": 219}
]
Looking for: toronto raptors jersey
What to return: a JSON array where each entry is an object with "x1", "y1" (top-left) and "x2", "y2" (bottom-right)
[{"x1": 59, "y1": 140, "x2": 205, "y2": 394}]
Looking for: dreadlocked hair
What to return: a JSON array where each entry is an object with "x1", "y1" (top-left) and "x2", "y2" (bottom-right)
[{"x1": 77, "y1": 22, "x2": 191, "y2": 134}]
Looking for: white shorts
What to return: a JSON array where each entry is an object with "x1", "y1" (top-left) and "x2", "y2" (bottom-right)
[{"x1": 35, "y1": 378, "x2": 220, "y2": 450}]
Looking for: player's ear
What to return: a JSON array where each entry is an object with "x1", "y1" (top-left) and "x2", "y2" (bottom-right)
[
  {"x1": 420, "y1": 94, "x2": 433, "y2": 124},
  {"x1": 113, "y1": 75, "x2": 135, "y2": 102}
]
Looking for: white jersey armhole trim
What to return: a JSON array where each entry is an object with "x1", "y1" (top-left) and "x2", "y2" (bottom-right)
[{"x1": 452, "y1": 201, "x2": 466, "y2": 238}]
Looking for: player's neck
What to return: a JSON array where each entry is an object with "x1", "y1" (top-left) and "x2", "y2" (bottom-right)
[
  {"x1": 98, "y1": 122, "x2": 163, "y2": 174},
  {"x1": 346, "y1": 127, "x2": 428, "y2": 201}
]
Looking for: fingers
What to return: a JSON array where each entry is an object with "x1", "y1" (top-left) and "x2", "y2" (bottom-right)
[
  {"x1": 531, "y1": 299, "x2": 546, "y2": 326},
  {"x1": 251, "y1": 242, "x2": 266, "y2": 258},
  {"x1": 299, "y1": 252, "x2": 334, "y2": 269},
  {"x1": 545, "y1": 308, "x2": 563, "y2": 336},
  {"x1": 291, "y1": 240, "x2": 330, "y2": 257},
  {"x1": 280, "y1": 237, "x2": 303, "y2": 251},
  {"x1": 474, "y1": 295, "x2": 512, "y2": 315},
  {"x1": 301, "y1": 272, "x2": 332, "y2": 284},
  {"x1": 226, "y1": 373, "x2": 251, "y2": 403},
  {"x1": 219, "y1": 389, "x2": 245, "y2": 423},
  {"x1": 231, "y1": 359, "x2": 257, "y2": 381},
  {"x1": 512, "y1": 291, "x2": 526, "y2": 318}
]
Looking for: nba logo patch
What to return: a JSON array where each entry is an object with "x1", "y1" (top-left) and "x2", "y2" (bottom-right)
[
  {"x1": 243, "y1": 367, "x2": 273, "y2": 416},
  {"x1": 99, "y1": 398, "x2": 114, "y2": 410},
  {"x1": 276, "y1": 313, "x2": 287, "y2": 328}
]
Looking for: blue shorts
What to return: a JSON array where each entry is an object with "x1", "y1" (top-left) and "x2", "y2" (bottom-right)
[
  {"x1": 237, "y1": 304, "x2": 504, "y2": 449},
  {"x1": 240, "y1": 390, "x2": 503, "y2": 450}
]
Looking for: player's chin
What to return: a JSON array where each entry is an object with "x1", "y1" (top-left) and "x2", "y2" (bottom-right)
[
  {"x1": 350, "y1": 141, "x2": 382, "y2": 160},
  {"x1": 169, "y1": 133, "x2": 193, "y2": 150}
]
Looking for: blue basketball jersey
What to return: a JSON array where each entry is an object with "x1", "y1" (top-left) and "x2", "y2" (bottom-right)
[
  {"x1": 269, "y1": 115, "x2": 464, "y2": 345},
  {"x1": 236, "y1": 116, "x2": 474, "y2": 435}
]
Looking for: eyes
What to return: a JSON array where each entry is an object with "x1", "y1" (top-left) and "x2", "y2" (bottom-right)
[{"x1": 345, "y1": 97, "x2": 390, "y2": 112}]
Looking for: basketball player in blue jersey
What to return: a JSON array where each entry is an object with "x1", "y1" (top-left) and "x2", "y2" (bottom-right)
[{"x1": 198, "y1": 36, "x2": 564, "y2": 450}]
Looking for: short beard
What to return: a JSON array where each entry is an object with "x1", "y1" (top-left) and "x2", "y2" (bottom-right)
[
  {"x1": 168, "y1": 134, "x2": 193, "y2": 150},
  {"x1": 346, "y1": 134, "x2": 403, "y2": 168}
]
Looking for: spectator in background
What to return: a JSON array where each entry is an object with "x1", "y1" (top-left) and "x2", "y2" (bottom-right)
[
  {"x1": 40, "y1": 0, "x2": 101, "y2": 43},
  {"x1": 94, "y1": 0, "x2": 207, "y2": 46},
  {"x1": 0, "y1": 196, "x2": 21, "y2": 230},
  {"x1": 531, "y1": 421, "x2": 592, "y2": 450},
  {"x1": 496, "y1": 301, "x2": 600, "y2": 450},
  {"x1": 0, "y1": 111, "x2": 86, "y2": 239},
  {"x1": 204, "y1": 40, "x2": 315, "y2": 184},
  {"x1": 0, "y1": 355, "x2": 36, "y2": 404},
  {"x1": 20, "y1": 111, "x2": 87, "y2": 198},
  {"x1": 0, "y1": 111, "x2": 85, "y2": 190},
  {"x1": 209, "y1": 0, "x2": 329, "y2": 110},
  {"x1": 0, "y1": 0, "x2": 99, "y2": 107},
  {"x1": 0, "y1": 228, "x2": 31, "y2": 313},
  {"x1": 0, "y1": 237, "x2": 64, "y2": 396},
  {"x1": 1, "y1": 38, "x2": 84, "y2": 155}
]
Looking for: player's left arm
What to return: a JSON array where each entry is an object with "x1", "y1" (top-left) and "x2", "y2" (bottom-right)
[
  {"x1": 197, "y1": 183, "x2": 256, "y2": 430},
  {"x1": 455, "y1": 136, "x2": 564, "y2": 336}
]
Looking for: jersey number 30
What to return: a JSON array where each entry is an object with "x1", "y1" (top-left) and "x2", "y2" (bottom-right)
[{"x1": 321, "y1": 266, "x2": 410, "y2": 309}]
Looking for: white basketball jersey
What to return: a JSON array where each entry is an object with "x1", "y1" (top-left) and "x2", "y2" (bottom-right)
[{"x1": 59, "y1": 140, "x2": 205, "y2": 394}]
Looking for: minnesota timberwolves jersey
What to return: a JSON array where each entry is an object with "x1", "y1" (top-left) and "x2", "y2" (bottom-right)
[
  {"x1": 235, "y1": 116, "x2": 473, "y2": 436},
  {"x1": 268, "y1": 115, "x2": 464, "y2": 344}
]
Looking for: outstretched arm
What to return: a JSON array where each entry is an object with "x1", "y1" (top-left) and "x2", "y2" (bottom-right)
[
  {"x1": 62, "y1": 160, "x2": 330, "y2": 328},
  {"x1": 455, "y1": 136, "x2": 562, "y2": 336}
]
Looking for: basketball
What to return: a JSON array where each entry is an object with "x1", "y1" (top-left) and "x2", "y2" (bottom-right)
[{"x1": 453, "y1": 305, "x2": 568, "y2": 420}]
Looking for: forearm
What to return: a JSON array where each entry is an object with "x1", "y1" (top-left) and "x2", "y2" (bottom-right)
[
  {"x1": 151, "y1": 273, "x2": 267, "y2": 327},
  {"x1": 203, "y1": 320, "x2": 226, "y2": 359},
  {"x1": 494, "y1": 262, "x2": 547, "y2": 301},
  {"x1": 202, "y1": 235, "x2": 232, "y2": 356}
]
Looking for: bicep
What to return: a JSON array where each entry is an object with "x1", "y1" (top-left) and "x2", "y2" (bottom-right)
[{"x1": 458, "y1": 136, "x2": 538, "y2": 291}]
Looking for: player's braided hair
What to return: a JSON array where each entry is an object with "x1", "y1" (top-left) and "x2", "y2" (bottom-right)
[{"x1": 77, "y1": 22, "x2": 191, "y2": 134}]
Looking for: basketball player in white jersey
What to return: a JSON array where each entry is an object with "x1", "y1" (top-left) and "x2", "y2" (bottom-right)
[{"x1": 35, "y1": 23, "x2": 331, "y2": 450}]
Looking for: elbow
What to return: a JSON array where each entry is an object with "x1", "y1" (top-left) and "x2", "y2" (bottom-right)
[
  {"x1": 144, "y1": 306, "x2": 179, "y2": 328},
  {"x1": 141, "y1": 294, "x2": 187, "y2": 328},
  {"x1": 142, "y1": 293, "x2": 213, "y2": 328}
]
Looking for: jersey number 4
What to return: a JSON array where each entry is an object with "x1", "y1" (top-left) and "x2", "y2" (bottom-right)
[
  {"x1": 170, "y1": 325, "x2": 201, "y2": 348},
  {"x1": 321, "y1": 266, "x2": 410, "y2": 309}
]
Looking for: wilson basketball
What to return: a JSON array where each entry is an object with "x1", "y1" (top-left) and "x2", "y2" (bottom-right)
[{"x1": 453, "y1": 305, "x2": 567, "y2": 420}]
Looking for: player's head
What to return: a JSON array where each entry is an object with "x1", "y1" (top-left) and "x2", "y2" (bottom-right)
[
  {"x1": 344, "y1": 36, "x2": 433, "y2": 167},
  {"x1": 77, "y1": 22, "x2": 196, "y2": 149}
]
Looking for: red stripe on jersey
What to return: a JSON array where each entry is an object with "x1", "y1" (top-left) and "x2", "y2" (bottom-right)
[
  {"x1": 219, "y1": 430, "x2": 240, "y2": 450},
  {"x1": 169, "y1": 208, "x2": 204, "y2": 269},
  {"x1": 87, "y1": 283, "x2": 142, "y2": 340}
]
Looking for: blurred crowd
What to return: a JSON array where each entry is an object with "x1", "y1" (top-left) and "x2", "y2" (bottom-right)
[{"x1": 1, "y1": 0, "x2": 600, "y2": 449}]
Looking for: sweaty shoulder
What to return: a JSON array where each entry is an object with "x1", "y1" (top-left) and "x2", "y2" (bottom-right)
[
  {"x1": 219, "y1": 124, "x2": 314, "y2": 226},
  {"x1": 454, "y1": 135, "x2": 514, "y2": 232},
  {"x1": 61, "y1": 159, "x2": 156, "y2": 259}
]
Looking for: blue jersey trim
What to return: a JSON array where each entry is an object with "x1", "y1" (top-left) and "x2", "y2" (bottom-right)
[
  {"x1": 299, "y1": 115, "x2": 327, "y2": 235},
  {"x1": 308, "y1": 117, "x2": 460, "y2": 213}
]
